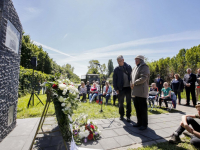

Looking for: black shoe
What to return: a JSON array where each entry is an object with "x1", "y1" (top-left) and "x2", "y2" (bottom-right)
[
  {"x1": 139, "y1": 126, "x2": 147, "y2": 130},
  {"x1": 120, "y1": 116, "x2": 124, "y2": 120},
  {"x1": 169, "y1": 133, "x2": 181, "y2": 144},
  {"x1": 184, "y1": 104, "x2": 189, "y2": 106},
  {"x1": 127, "y1": 118, "x2": 131, "y2": 123},
  {"x1": 133, "y1": 124, "x2": 141, "y2": 127}
]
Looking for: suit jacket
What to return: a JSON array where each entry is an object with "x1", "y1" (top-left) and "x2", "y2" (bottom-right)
[
  {"x1": 131, "y1": 62, "x2": 150, "y2": 98},
  {"x1": 155, "y1": 78, "x2": 164, "y2": 90},
  {"x1": 183, "y1": 73, "x2": 197, "y2": 88},
  {"x1": 113, "y1": 62, "x2": 132, "y2": 91}
]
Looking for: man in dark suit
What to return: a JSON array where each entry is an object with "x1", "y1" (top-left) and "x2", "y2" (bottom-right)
[
  {"x1": 155, "y1": 74, "x2": 164, "y2": 97},
  {"x1": 113, "y1": 55, "x2": 132, "y2": 122},
  {"x1": 183, "y1": 68, "x2": 197, "y2": 106}
]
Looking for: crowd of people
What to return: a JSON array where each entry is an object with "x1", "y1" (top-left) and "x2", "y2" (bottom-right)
[
  {"x1": 76, "y1": 54, "x2": 200, "y2": 148},
  {"x1": 77, "y1": 80, "x2": 118, "y2": 105}
]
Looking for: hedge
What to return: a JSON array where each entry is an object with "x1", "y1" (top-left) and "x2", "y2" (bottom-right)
[{"x1": 18, "y1": 66, "x2": 54, "y2": 97}]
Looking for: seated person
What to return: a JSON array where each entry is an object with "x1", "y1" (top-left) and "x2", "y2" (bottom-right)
[
  {"x1": 150, "y1": 83, "x2": 158, "y2": 91},
  {"x1": 89, "y1": 83, "x2": 98, "y2": 103},
  {"x1": 79, "y1": 81, "x2": 87, "y2": 102},
  {"x1": 159, "y1": 82, "x2": 172, "y2": 109},
  {"x1": 148, "y1": 83, "x2": 158, "y2": 106},
  {"x1": 96, "y1": 81, "x2": 101, "y2": 95},
  {"x1": 86, "y1": 81, "x2": 91, "y2": 99},
  {"x1": 113, "y1": 89, "x2": 118, "y2": 106},
  {"x1": 99, "y1": 81, "x2": 112, "y2": 105},
  {"x1": 169, "y1": 104, "x2": 200, "y2": 148}
]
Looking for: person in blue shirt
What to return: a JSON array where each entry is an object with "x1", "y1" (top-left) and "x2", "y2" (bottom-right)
[{"x1": 159, "y1": 82, "x2": 172, "y2": 109}]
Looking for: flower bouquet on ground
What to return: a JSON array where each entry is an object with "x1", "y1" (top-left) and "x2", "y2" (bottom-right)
[
  {"x1": 46, "y1": 78, "x2": 80, "y2": 142},
  {"x1": 72, "y1": 114, "x2": 101, "y2": 145}
]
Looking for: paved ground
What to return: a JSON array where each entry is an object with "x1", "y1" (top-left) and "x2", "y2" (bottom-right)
[
  {"x1": 0, "y1": 118, "x2": 40, "y2": 150},
  {"x1": 0, "y1": 99, "x2": 199, "y2": 150}
]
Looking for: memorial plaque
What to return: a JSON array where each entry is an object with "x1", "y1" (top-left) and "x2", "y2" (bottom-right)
[
  {"x1": 5, "y1": 20, "x2": 20, "y2": 54},
  {"x1": 8, "y1": 105, "x2": 14, "y2": 126}
]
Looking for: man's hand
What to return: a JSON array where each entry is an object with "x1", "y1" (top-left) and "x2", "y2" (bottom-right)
[
  {"x1": 130, "y1": 84, "x2": 134, "y2": 89},
  {"x1": 180, "y1": 121, "x2": 184, "y2": 128},
  {"x1": 103, "y1": 92, "x2": 106, "y2": 95},
  {"x1": 186, "y1": 83, "x2": 190, "y2": 87},
  {"x1": 116, "y1": 90, "x2": 119, "y2": 94}
]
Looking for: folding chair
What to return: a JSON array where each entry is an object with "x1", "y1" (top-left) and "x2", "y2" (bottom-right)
[{"x1": 148, "y1": 91, "x2": 159, "y2": 111}]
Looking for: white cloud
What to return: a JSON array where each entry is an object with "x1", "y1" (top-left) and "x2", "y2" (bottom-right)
[
  {"x1": 25, "y1": 7, "x2": 38, "y2": 13},
  {"x1": 63, "y1": 34, "x2": 68, "y2": 39},
  {"x1": 33, "y1": 30, "x2": 200, "y2": 77},
  {"x1": 33, "y1": 41, "x2": 75, "y2": 58},
  {"x1": 86, "y1": 30, "x2": 200, "y2": 54}
]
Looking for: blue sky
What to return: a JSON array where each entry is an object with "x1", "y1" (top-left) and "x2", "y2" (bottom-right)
[{"x1": 13, "y1": 0, "x2": 200, "y2": 77}]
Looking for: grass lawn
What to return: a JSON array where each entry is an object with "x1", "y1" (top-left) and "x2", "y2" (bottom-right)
[
  {"x1": 17, "y1": 93, "x2": 177, "y2": 119},
  {"x1": 129, "y1": 136, "x2": 199, "y2": 150},
  {"x1": 17, "y1": 94, "x2": 55, "y2": 119}
]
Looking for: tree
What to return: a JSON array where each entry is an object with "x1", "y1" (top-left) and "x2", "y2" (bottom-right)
[
  {"x1": 87, "y1": 60, "x2": 100, "y2": 74},
  {"x1": 20, "y1": 34, "x2": 33, "y2": 68},
  {"x1": 107, "y1": 59, "x2": 114, "y2": 77}
]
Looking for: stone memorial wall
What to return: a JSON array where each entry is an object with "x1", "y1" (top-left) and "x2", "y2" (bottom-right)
[{"x1": 0, "y1": 0, "x2": 22, "y2": 142}]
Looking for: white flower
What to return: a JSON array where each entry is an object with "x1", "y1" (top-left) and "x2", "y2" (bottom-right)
[
  {"x1": 65, "y1": 107, "x2": 69, "y2": 111},
  {"x1": 79, "y1": 132, "x2": 85, "y2": 139},
  {"x1": 67, "y1": 103, "x2": 71, "y2": 108},
  {"x1": 61, "y1": 103, "x2": 66, "y2": 107},
  {"x1": 97, "y1": 129, "x2": 101, "y2": 134},
  {"x1": 87, "y1": 119, "x2": 91, "y2": 124},
  {"x1": 58, "y1": 96, "x2": 64, "y2": 102},
  {"x1": 93, "y1": 122, "x2": 97, "y2": 126},
  {"x1": 80, "y1": 126, "x2": 85, "y2": 132},
  {"x1": 79, "y1": 130, "x2": 90, "y2": 139},
  {"x1": 58, "y1": 84, "x2": 67, "y2": 90},
  {"x1": 83, "y1": 130, "x2": 90, "y2": 137},
  {"x1": 58, "y1": 80, "x2": 62, "y2": 84}
]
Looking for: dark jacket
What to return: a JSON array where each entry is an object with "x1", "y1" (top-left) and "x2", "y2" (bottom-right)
[
  {"x1": 113, "y1": 62, "x2": 132, "y2": 91},
  {"x1": 86, "y1": 84, "x2": 91, "y2": 92},
  {"x1": 155, "y1": 78, "x2": 164, "y2": 90},
  {"x1": 183, "y1": 73, "x2": 197, "y2": 88},
  {"x1": 171, "y1": 78, "x2": 184, "y2": 92}
]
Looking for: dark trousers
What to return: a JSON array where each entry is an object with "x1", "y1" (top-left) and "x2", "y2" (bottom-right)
[
  {"x1": 79, "y1": 93, "x2": 86, "y2": 101},
  {"x1": 185, "y1": 87, "x2": 196, "y2": 106},
  {"x1": 87, "y1": 91, "x2": 90, "y2": 99},
  {"x1": 118, "y1": 87, "x2": 131, "y2": 118},
  {"x1": 174, "y1": 91, "x2": 181, "y2": 103},
  {"x1": 158, "y1": 89, "x2": 162, "y2": 97},
  {"x1": 176, "y1": 117, "x2": 200, "y2": 148},
  {"x1": 113, "y1": 95, "x2": 118, "y2": 105},
  {"x1": 159, "y1": 97, "x2": 171, "y2": 107},
  {"x1": 133, "y1": 97, "x2": 148, "y2": 127}
]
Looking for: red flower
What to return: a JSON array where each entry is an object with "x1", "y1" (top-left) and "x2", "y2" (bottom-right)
[
  {"x1": 88, "y1": 133, "x2": 93, "y2": 140},
  {"x1": 90, "y1": 125, "x2": 95, "y2": 129},
  {"x1": 52, "y1": 84, "x2": 58, "y2": 89},
  {"x1": 63, "y1": 83, "x2": 66, "y2": 85}
]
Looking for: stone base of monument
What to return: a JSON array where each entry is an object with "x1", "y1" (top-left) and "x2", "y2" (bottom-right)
[
  {"x1": 0, "y1": 118, "x2": 40, "y2": 150},
  {"x1": 0, "y1": 0, "x2": 22, "y2": 142}
]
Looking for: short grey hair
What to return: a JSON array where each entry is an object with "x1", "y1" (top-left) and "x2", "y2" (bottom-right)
[
  {"x1": 187, "y1": 68, "x2": 192, "y2": 72},
  {"x1": 117, "y1": 55, "x2": 124, "y2": 60}
]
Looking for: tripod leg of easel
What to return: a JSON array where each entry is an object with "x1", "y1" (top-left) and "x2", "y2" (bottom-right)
[
  {"x1": 41, "y1": 101, "x2": 51, "y2": 132},
  {"x1": 29, "y1": 100, "x2": 49, "y2": 150},
  {"x1": 35, "y1": 93, "x2": 44, "y2": 105},
  {"x1": 27, "y1": 93, "x2": 33, "y2": 108}
]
